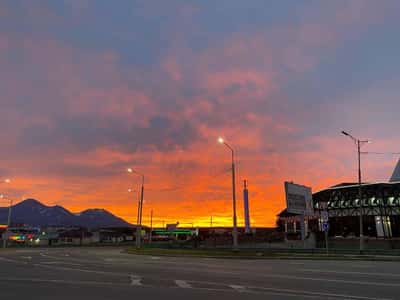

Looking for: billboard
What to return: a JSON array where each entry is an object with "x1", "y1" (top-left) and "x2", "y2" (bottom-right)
[
  {"x1": 166, "y1": 223, "x2": 178, "y2": 231},
  {"x1": 284, "y1": 182, "x2": 313, "y2": 215}
]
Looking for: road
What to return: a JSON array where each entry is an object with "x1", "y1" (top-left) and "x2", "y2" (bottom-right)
[{"x1": 0, "y1": 247, "x2": 399, "y2": 299}]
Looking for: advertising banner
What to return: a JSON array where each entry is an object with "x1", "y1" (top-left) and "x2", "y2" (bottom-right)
[{"x1": 284, "y1": 182, "x2": 313, "y2": 215}]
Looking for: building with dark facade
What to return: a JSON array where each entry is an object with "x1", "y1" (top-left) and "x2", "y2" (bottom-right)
[
  {"x1": 313, "y1": 181, "x2": 400, "y2": 238},
  {"x1": 278, "y1": 159, "x2": 400, "y2": 239}
]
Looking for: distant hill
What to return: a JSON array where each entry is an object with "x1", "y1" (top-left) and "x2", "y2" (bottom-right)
[{"x1": 0, "y1": 199, "x2": 133, "y2": 228}]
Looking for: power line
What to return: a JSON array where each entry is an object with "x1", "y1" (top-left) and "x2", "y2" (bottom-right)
[{"x1": 362, "y1": 152, "x2": 400, "y2": 155}]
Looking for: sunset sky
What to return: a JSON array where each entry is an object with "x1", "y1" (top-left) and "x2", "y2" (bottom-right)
[{"x1": 1, "y1": 1, "x2": 400, "y2": 227}]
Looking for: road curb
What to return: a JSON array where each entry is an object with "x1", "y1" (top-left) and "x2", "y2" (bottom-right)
[{"x1": 125, "y1": 249, "x2": 400, "y2": 262}]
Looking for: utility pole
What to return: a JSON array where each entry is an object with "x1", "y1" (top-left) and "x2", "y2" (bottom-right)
[
  {"x1": 127, "y1": 168, "x2": 145, "y2": 249},
  {"x1": 231, "y1": 151, "x2": 238, "y2": 249},
  {"x1": 342, "y1": 131, "x2": 370, "y2": 253},
  {"x1": 136, "y1": 176, "x2": 144, "y2": 248},
  {"x1": 136, "y1": 190, "x2": 141, "y2": 225},
  {"x1": 357, "y1": 140, "x2": 364, "y2": 252},
  {"x1": 243, "y1": 180, "x2": 251, "y2": 233},
  {"x1": 149, "y1": 209, "x2": 153, "y2": 244},
  {"x1": 218, "y1": 137, "x2": 238, "y2": 249}
]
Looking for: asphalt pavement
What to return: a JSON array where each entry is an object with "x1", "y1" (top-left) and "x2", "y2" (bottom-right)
[{"x1": 0, "y1": 247, "x2": 399, "y2": 299}]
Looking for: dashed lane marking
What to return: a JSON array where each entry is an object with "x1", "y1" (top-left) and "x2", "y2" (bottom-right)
[
  {"x1": 130, "y1": 275, "x2": 142, "y2": 286},
  {"x1": 34, "y1": 263, "x2": 128, "y2": 277},
  {"x1": 175, "y1": 280, "x2": 192, "y2": 289},
  {"x1": 248, "y1": 285, "x2": 392, "y2": 300},
  {"x1": 41, "y1": 261, "x2": 83, "y2": 267},
  {"x1": 245, "y1": 272, "x2": 400, "y2": 288},
  {"x1": 0, "y1": 277, "x2": 125, "y2": 287},
  {"x1": 187, "y1": 279, "x2": 393, "y2": 300},
  {"x1": 301, "y1": 268, "x2": 400, "y2": 278},
  {"x1": 0, "y1": 272, "x2": 390, "y2": 299},
  {"x1": 0, "y1": 257, "x2": 29, "y2": 265},
  {"x1": 229, "y1": 285, "x2": 246, "y2": 292}
]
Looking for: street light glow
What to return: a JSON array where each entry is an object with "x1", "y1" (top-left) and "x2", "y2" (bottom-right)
[
  {"x1": 4, "y1": 179, "x2": 10, "y2": 184},
  {"x1": 218, "y1": 137, "x2": 224, "y2": 144},
  {"x1": 127, "y1": 168, "x2": 133, "y2": 173}
]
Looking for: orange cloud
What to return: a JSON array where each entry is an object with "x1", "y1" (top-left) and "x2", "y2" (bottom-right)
[{"x1": 1, "y1": 1, "x2": 398, "y2": 229}]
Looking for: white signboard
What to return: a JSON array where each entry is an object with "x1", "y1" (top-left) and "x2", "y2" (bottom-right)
[{"x1": 284, "y1": 182, "x2": 313, "y2": 215}]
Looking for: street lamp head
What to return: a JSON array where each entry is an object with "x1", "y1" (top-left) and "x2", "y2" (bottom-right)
[
  {"x1": 127, "y1": 168, "x2": 133, "y2": 173},
  {"x1": 218, "y1": 137, "x2": 224, "y2": 144},
  {"x1": 341, "y1": 131, "x2": 350, "y2": 136},
  {"x1": 128, "y1": 188, "x2": 135, "y2": 193},
  {"x1": 4, "y1": 179, "x2": 10, "y2": 184},
  {"x1": 0, "y1": 194, "x2": 4, "y2": 199}
]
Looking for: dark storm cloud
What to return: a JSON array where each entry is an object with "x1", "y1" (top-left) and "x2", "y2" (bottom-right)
[
  {"x1": 19, "y1": 115, "x2": 202, "y2": 153},
  {"x1": 28, "y1": 160, "x2": 130, "y2": 179}
]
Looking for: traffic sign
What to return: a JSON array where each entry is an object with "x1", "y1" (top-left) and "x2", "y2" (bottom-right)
[
  {"x1": 322, "y1": 222, "x2": 330, "y2": 232},
  {"x1": 321, "y1": 211, "x2": 329, "y2": 222}
]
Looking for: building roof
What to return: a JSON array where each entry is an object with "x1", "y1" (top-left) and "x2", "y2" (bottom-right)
[
  {"x1": 314, "y1": 181, "x2": 400, "y2": 194},
  {"x1": 276, "y1": 209, "x2": 300, "y2": 217},
  {"x1": 390, "y1": 159, "x2": 400, "y2": 182}
]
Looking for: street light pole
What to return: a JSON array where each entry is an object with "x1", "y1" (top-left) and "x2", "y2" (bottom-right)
[
  {"x1": 357, "y1": 139, "x2": 363, "y2": 252},
  {"x1": 149, "y1": 209, "x2": 153, "y2": 244},
  {"x1": 131, "y1": 189, "x2": 140, "y2": 225},
  {"x1": 127, "y1": 168, "x2": 145, "y2": 248},
  {"x1": 342, "y1": 131, "x2": 370, "y2": 253},
  {"x1": 218, "y1": 137, "x2": 239, "y2": 249},
  {"x1": 137, "y1": 175, "x2": 144, "y2": 248}
]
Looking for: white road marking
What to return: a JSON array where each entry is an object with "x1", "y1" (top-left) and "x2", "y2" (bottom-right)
[
  {"x1": 15, "y1": 250, "x2": 36, "y2": 253},
  {"x1": 353, "y1": 264, "x2": 376, "y2": 268},
  {"x1": 130, "y1": 275, "x2": 142, "y2": 286},
  {"x1": 255, "y1": 273, "x2": 400, "y2": 288},
  {"x1": 34, "y1": 263, "x2": 127, "y2": 277},
  {"x1": 104, "y1": 258, "x2": 115, "y2": 262},
  {"x1": 21, "y1": 256, "x2": 32, "y2": 260},
  {"x1": 150, "y1": 256, "x2": 161, "y2": 260},
  {"x1": 188, "y1": 279, "x2": 392, "y2": 300},
  {"x1": 0, "y1": 277, "x2": 124, "y2": 287},
  {"x1": 250, "y1": 285, "x2": 392, "y2": 300},
  {"x1": 301, "y1": 268, "x2": 400, "y2": 278},
  {"x1": 0, "y1": 257, "x2": 29, "y2": 265},
  {"x1": 230, "y1": 284, "x2": 246, "y2": 292},
  {"x1": 175, "y1": 280, "x2": 192, "y2": 288},
  {"x1": 41, "y1": 261, "x2": 83, "y2": 267}
]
